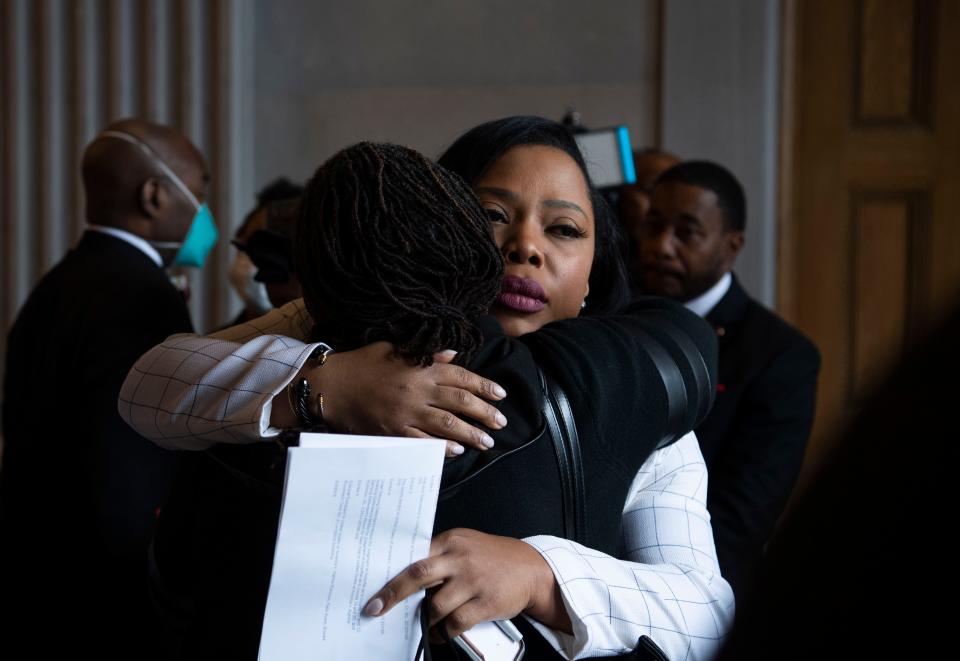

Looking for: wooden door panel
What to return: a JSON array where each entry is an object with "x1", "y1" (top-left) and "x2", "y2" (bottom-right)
[
  {"x1": 850, "y1": 192, "x2": 927, "y2": 400},
  {"x1": 855, "y1": 0, "x2": 936, "y2": 126},
  {"x1": 930, "y1": 0, "x2": 960, "y2": 323},
  {"x1": 782, "y1": 0, "x2": 959, "y2": 485}
]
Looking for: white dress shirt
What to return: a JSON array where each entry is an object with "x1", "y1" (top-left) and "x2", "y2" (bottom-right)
[
  {"x1": 683, "y1": 272, "x2": 732, "y2": 319},
  {"x1": 86, "y1": 225, "x2": 164, "y2": 268},
  {"x1": 118, "y1": 299, "x2": 734, "y2": 659}
]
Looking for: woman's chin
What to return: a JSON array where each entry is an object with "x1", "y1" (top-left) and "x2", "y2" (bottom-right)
[{"x1": 493, "y1": 307, "x2": 550, "y2": 338}]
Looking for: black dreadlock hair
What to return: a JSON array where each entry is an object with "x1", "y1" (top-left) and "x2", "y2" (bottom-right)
[{"x1": 295, "y1": 142, "x2": 504, "y2": 366}]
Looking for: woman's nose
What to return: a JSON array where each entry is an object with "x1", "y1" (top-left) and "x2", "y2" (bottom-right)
[{"x1": 501, "y1": 225, "x2": 543, "y2": 267}]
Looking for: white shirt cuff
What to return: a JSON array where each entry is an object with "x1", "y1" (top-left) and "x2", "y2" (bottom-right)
[
  {"x1": 521, "y1": 536, "x2": 595, "y2": 660},
  {"x1": 259, "y1": 341, "x2": 331, "y2": 438}
]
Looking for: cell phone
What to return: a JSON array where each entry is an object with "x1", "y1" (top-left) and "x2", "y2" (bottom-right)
[
  {"x1": 573, "y1": 125, "x2": 637, "y2": 189},
  {"x1": 451, "y1": 619, "x2": 525, "y2": 661}
]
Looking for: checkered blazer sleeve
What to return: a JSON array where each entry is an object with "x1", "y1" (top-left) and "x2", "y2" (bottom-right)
[
  {"x1": 118, "y1": 299, "x2": 325, "y2": 450},
  {"x1": 522, "y1": 432, "x2": 735, "y2": 660}
]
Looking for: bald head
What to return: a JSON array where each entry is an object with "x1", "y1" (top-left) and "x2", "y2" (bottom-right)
[
  {"x1": 619, "y1": 149, "x2": 681, "y2": 220},
  {"x1": 81, "y1": 119, "x2": 209, "y2": 247},
  {"x1": 630, "y1": 149, "x2": 681, "y2": 195}
]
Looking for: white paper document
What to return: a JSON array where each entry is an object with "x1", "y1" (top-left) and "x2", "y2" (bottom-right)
[{"x1": 259, "y1": 433, "x2": 446, "y2": 661}]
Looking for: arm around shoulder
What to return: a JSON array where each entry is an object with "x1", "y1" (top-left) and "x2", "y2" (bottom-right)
[{"x1": 117, "y1": 300, "x2": 321, "y2": 451}]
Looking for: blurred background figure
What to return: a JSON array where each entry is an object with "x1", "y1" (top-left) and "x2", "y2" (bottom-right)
[
  {"x1": 617, "y1": 148, "x2": 680, "y2": 291},
  {"x1": 227, "y1": 178, "x2": 304, "y2": 324},
  {"x1": 237, "y1": 196, "x2": 303, "y2": 312},
  {"x1": 718, "y1": 296, "x2": 960, "y2": 660},
  {"x1": 0, "y1": 119, "x2": 214, "y2": 659},
  {"x1": 637, "y1": 160, "x2": 820, "y2": 605},
  {"x1": 619, "y1": 149, "x2": 681, "y2": 223}
]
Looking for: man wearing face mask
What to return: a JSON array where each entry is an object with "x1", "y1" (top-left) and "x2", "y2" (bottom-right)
[{"x1": 0, "y1": 119, "x2": 215, "y2": 658}]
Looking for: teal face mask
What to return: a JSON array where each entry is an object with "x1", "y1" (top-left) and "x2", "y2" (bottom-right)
[
  {"x1": 170, "y1": 203, "x2": 218, "y2": 267},
  {"x1": 99, "y1": 129, "x2": 219, "y2": 268}
]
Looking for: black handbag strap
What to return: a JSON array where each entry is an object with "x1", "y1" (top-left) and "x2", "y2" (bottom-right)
[
  {"x1": 629, "y1": 327, "x2": 691, "y2": 451},
  {"x1": 537, "y1": 368, "x2": 673, "y2": 661},
  {"x1": 631, "y1": 320, "x2": 714, "y2": 451},
  {"x1": 538, "y1": 367, "x2": 586, "y2": 546}
]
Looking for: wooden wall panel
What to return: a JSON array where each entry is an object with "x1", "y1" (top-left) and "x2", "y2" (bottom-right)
[
  {"x1": 139, "y1": 0, "x2": 173, "y2": 124},
  {"x1": 929, "y1": 0, "x2": 960, "y2": 323},
  {"x1": 851, "y1": 196, "x2": 909, "y2": 399},
  {"x1": 855, "y1": 0, "x2": 935, "y2": 126},
  {"x1": 1, "y1": 0, "x2": 36, "y2": 318},
  {"x1": 857, "y1": 0, "x2": 915, "y2": 121},
  {"x1": 68, "y1": 0, "x2": 104, "y2": 244},
  {"x1": 37, "y1": 0, "x2": 68, "y2": 271}
]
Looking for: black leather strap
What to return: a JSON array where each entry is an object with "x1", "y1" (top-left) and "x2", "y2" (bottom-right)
[
  {"x1": 631, "y1": 635, "x2": 671, "y2": 660},
  {"x1": 629, "y1": 328, "x2": 691, "y2": 450},
  {"x1": 539, "y1": 367, "x2": 586, "y2": 546},
  {"x1": 661, "y1": 321, "x2": 714, "y2": 427},
  {"x1": 637, "y1": 316, "x2": 715, "y2": 439},
  {"x1": 537, "y1": 369, "x2": 673, "y2": 660}
]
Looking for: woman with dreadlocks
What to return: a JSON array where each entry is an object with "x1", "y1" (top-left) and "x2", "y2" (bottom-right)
[
  {"x1": 146, "y1": 141, "x2": 503, "y2": 657},
  {"x1": 123, "y1": 118, "x2": 732, "y2": 660}
]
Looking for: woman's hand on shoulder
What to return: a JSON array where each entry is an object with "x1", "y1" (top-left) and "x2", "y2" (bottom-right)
[
  {"x1": 318, "y1": 342, "x2": 508, "y2": 457},
  {"x1": 363, "y1": 528, "x2": 571, "y2": 638}
]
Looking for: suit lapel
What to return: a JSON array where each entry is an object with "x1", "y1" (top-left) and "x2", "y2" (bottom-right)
[
  {"x1": 705, "y1": 274, "x2": 750, "y2": 394},
  {"x1": 705, "y1": 274, "x2": 749, "y2": 331}
]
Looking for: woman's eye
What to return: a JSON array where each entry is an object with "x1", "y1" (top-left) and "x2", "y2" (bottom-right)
[
  {"x1": 550, "y1": 224, "x2": 587, "y2": 239},
  {"x1": 484, "y1": 208, "x2": 508, "y2": 223}
]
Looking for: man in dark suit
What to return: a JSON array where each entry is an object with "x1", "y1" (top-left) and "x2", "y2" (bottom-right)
[
  {"x1": 0, "y1": 119, "x2": 214, "y2": 658},
  {"x1": 630, "y1": 160, "x2": 820, "y2": 603}
]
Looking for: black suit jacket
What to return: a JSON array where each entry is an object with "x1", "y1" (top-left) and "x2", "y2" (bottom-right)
[
  {"x1": 1, "y1": 231, "x2": 193, "y2": 654},
  {"x1": 695, "y1": 274, "x2": 820, "y2": 601}
]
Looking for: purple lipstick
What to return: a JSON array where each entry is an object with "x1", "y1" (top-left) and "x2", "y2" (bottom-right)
[{"x1": 496, "y1": 275, "x2": 547, "y2": 313}]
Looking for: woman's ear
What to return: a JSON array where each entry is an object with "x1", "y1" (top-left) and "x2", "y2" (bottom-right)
[{"x1": 139, "y1": 177, "x2": 164, "y2": 219}]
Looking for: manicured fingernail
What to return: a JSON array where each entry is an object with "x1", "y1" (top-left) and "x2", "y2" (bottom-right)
[
  {"x1": 364, "y1": 597, "x2": 384, "y2": 616},
  {"x1": 481, "y1": 434, "x2": 495, "y2": 449},
  {"x1": 492, "y1": 384, "x2": 507, "y2": 398},
  {"x1": 450, "y1": 443, "x2": 465, "y2": 455},
  {"x1": 439, "y1": 350, "x2": 458, "y2": 358},
  {"x1": 495, "y1": 412, "x2": 508, "y2": 428}
]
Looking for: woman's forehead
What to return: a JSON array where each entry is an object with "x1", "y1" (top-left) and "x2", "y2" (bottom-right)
[{"x1": 479, "y1": 145, "x2": 592, "y2": 209}]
